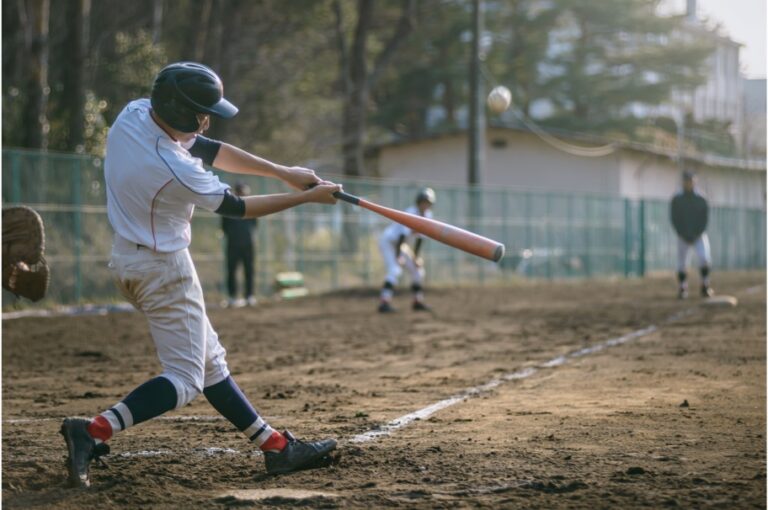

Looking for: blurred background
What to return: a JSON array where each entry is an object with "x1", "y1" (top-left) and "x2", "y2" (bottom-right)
[{"x1": 2, "y1": 0, "x2": 766, "y2": 306}]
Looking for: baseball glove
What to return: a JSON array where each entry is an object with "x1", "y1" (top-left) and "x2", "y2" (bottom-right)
[{"x1": 2, "y1": 206, "x2": 50, "y2": 302}]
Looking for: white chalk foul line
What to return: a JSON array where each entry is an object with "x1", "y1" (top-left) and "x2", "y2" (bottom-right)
[{"x1": 348, "y1": 323, "x2": 665, "y2": 443}]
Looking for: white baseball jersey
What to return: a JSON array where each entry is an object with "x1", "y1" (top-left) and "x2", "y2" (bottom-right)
[
  {"x1": 380, "y1": 205, "x2": 433, "y2": 244},
  {"x1": 105, "y1": 98, "x2": 230, "y2": 252}
]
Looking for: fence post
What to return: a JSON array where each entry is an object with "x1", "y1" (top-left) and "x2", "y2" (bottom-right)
[
  {"x1": 258, "y1": 178, "x2": 268, "y2": 296},
  {"x1": 451, "y1": 188, "x2": 460, "y2": 284},
  {"x1": 501, "y1": 189, "x2": 509, "y2": 282},
  {"x1": 623, "y1": 198, "x2": 631, "y2": 278},
  {"x1": 566, "y1": 195, "x2": 573, "y2": 278},
  {"x1": 296, "y1": 209, "x2": 304, "y2": 274},
  {"x1": 475, "y1": 187, "x2": 485, "y2": 285},
  {"x1": 585, "y1": 197, "x2": 592, "y2": 277},
  {"x1": 73, "y1": 159, "x2": 83, "y2": 303},
  {"x1": 11, "y1": 152, "x2": 21, "y2": 203},
  {"x1": 638, "y1": 199, "x2": 646, "y2": 277},
  {"x1": 363, "y1": 185, "x2": 371, "y2": 286},
  {"x1": 545, "y1": 194, "x2": 552, "y2": 279},
  {"x1": 525, "y1": 192, "x2": 532, "y2": 278}
]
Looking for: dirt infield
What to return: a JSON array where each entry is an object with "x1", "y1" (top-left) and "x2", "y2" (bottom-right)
[{"x1": 3, "y1": 272, "x2": 765, "y2": 509}]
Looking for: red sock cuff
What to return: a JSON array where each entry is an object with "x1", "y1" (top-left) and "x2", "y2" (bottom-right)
[
  {"x1": 260, "y1": 431, "x2": 287, "y2": 452},
  {"x1": 87, "y1": 415, "x2": 113, "y2": 442}
]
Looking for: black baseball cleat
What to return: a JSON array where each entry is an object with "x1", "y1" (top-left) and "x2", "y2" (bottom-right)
[
  {"x1": 412, "y1": 300, "x2": 431, "y2": 312},
  {"x1": 701, "y1": 285, "x2": 714, "y2": 298},
  {"x1": 263, "y1": 430, "x2": 337, "y2": 475},
  {"x1": 60, "y1": 418, "x2": 110, "y2": 488},
  {"x1": 378, "y1": 301, "x2": 396, "y2": 313}
]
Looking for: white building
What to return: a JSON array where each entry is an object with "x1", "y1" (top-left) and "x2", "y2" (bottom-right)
[
  {"x1": 743, "y1": 78, "x2": 767, "y2": 156},
  {"x1": 367, "y1": 126, "x2": 766, "y2": 209},
  {"x1": 657, "y1": 0, "x2": 745, "y2": 146}
]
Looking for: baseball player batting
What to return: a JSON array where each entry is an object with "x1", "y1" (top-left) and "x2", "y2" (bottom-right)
[
  {"x1": 671, "y1": 170, "x2": 714, "y2": 299},
  {"x1": 377, "y1": 188, "x2": 435, "y2": 313},
  {"x1": 60, "y1": 62, "x2": 339, "y2": 488}
]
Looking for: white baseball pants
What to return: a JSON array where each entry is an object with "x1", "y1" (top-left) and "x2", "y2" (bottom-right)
[
  {"x1": 378, "y1": 236, "x2": 424, "y2": 286},
  {"x1": 677, "y1": 234, "x2": 712, "y2": 272},
  {"x1": 110, "y1": 235, "x2": 230, "y2": 409}
]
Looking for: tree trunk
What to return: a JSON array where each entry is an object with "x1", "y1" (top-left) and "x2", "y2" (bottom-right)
[
  {"x1": 341, "y1": 77, "x2": 368, "y2": 178},
  {"x1": 336, "y1": 0, "x2": 414, "y2": 177},
  {"x1": 194, "y1": 0, "x2": 213, "y2": 62},
  {"x1": 338, "y1": 0, "x2": 372, "y2": 177},
  {"x1": 152, "y1": 0, "x2": 163, "y2": 43},
  {"x1": 206, "y1": 0, "x2": 240, "y2": 142},
  {"x1": 21, "y1": 0, "x2": 50, "y2": 149},
  {"x1": 65, "y1": 0, "x2": 90, "y2": 152}
]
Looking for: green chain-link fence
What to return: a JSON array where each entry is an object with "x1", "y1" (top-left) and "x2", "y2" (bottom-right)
[{"x1": 2, "y1": 149, "x2": 765, "y2": 306}]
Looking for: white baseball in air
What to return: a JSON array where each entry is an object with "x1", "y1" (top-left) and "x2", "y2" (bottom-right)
[{"x1": 487, "y1": 85, "x2": 512, "y2": 114}]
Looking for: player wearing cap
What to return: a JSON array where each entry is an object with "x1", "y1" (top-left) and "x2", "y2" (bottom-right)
[
  {"x1": 671, "y1": 171, "x2": 714, "y2": 299},
  {"x1": 60, "y1": 62, "x2": 339, "y2": 488},
  {"x1": 377, "y1": 187, "x2": 435, "y2": 313}
]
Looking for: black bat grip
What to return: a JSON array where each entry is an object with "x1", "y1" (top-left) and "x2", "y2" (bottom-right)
[
  {"x1": 306, "y1": 182, "x2": 360, "y2": 205},
  {"x1": 333, "y1": 190, "x2": 360, "y2": 205}
]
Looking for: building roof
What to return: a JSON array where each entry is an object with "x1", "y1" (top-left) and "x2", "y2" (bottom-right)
[{"x1": 368, "y1": 123, "x2": 766, "y2": 172}]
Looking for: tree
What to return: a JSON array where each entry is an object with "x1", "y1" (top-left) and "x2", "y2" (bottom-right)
[
  {"x1": 535, "y1": 0, "x2": 714, "y2": 137},
  {"x1": 18, "y1": 0, "x2": 51, "y2": 149},
  {"x1": 485, "y1": 0, "x2": 559, "y2": 118},
  {"x1": 372, "y1": 0, "x2": 469, "y2": 138},
  {"x1": 332, "y1": 0, "x2": 416, "y2": 177},
  {"x1": 62, "y1": 0, "x2": 91, "y2": 152}
]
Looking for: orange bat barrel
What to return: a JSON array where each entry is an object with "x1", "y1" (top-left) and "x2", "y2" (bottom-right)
[{"x1": 333, "y1": 191, "x2": 505, "y2": 262}]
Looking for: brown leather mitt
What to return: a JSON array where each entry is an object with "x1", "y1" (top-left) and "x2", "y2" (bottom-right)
[{"x1": 2, "y1": 206, "x2": 50, "y2": 302}]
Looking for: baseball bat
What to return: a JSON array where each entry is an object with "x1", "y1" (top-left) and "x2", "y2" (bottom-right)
[{"x1": 332, "y1": 191, "x2": 505, "y2": 262}]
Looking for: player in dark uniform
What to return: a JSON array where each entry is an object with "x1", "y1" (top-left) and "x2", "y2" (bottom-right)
[
  {"x1": 670, "y1": 171, "x2": 713, "y2": 299},
  {"x1": 222, "y1": 183, "x2": 258, "y2": 307}
]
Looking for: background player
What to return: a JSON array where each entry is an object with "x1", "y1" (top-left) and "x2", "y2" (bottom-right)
[
  {"x1": 60, "y1": 62, "x2": 339, "y2": 488},
  {"x1": 377, "y1": 187, "x2": 435, "y2": 313},
  {"x1": 221, "y1": 182, "x2": 258, "y2": 307},
  {"x1": 671, "y1": 170, "x2": 713, "y2": 299}
]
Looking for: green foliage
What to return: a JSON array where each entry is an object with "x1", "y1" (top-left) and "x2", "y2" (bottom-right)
[
  {"x1": 0, "y1": 0, "x2": 732, "y2": 160},
  {"x1": 96, "y1": 30, "x2": 168, "y2": 126},
  {"x1": 373, "y1": 1, "x2": 469, "y2": 137},
  {"x1": 535, "y1": 0, "x2": 715, "y2": 137},
  {"x1": 485, "y1": 0, "x2": 561, "y2": 117}
]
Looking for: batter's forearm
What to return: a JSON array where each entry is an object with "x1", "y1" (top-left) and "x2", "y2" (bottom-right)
[
  {"x1": 242, "y1": 193, "x2": 309, "y2": 219},
  {"x1": 213, "y1": 143, "x2": 285, "y2": 179}
]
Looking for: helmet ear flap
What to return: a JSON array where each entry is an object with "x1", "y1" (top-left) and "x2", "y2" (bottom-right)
[{"x1": 154, "y1": 94, "x2": 200, "y2": 133}]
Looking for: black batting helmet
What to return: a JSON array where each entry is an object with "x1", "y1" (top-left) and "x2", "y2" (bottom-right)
[
  {"x1": 151, "y1": 62, "x2": 238, "y2": 133},
  {"x1": 416, "y1": 187, "x2": 436, "y2": 205}
]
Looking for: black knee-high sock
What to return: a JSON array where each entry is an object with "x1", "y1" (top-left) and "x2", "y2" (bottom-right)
[{"x1": 203, "y1": 376, "x2": 278, "y2": 448}]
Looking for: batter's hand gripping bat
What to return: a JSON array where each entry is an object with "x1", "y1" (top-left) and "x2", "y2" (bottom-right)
[{"x1": 333, "y1": 190, "x2": 505, "y2": 262}]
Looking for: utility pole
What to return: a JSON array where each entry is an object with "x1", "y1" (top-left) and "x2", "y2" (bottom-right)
[
  {"x1": 677, "y1": 106, "x2": 685, "y2": 173},
  {"x1": 468, "y1": 0, "x2": 484, "y2": 188}
]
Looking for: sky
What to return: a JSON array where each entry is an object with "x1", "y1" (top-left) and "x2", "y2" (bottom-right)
[{"x1": 661, "y1": 0, "x2": 766, "y2": 78}]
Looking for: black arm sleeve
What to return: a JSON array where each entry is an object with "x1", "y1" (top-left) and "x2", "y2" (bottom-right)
[
  {"x1": 215, "y1": 189, "x2": 246, "y2": 218},
  {"x1": 189, "y1": 135, "x2": 222, "y2": 166},
  {"x1": 414, "y1": 237, "x2": 423, "y2": 257}
]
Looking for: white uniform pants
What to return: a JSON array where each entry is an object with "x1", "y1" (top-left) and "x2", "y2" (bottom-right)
[
  {"x1": 677, "y1": 234, "x2": 712, "y2": 272},
  {"x1": 110, "y1": 235, "x2": 230, "y2": 409},
  {"x1": 378, "y1": 236, "x2": 424, "y2": 286}
]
